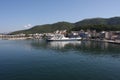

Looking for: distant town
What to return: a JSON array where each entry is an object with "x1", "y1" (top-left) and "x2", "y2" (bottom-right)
[{"x1": 0, "y1": 29, "x2": 120, "y2": 44}]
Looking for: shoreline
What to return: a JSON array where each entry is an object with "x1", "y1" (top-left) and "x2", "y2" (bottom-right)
[
  {"x1": 0, "y1": 37, "x2": 33, "y2": 40},
  {"x1": 0, "y1": 37, "x2": 120, "y2": 44},
  {"x1": 90, "y1": 39, "x2": 120, "y2": 44}
]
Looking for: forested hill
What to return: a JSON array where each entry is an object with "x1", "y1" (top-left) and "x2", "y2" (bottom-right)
[
  {"x1": 11, "y1": 22, "x2": 75, "y2": 34},
  {"x1": 10, "y1": 17, "x2": 120, "y2": 34},
  {"x1": 72, "y1": 17, "x2": 120, "y2": 31}
]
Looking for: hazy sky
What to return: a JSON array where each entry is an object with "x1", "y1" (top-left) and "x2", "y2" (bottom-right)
[{"x1": 0, "y1": 0, "x2": 120, "y2": 33}]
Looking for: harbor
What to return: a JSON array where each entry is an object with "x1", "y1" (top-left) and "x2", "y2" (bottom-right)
[
  {"x1": 0, "y1": 30, "x2": 120, "y2": 44},
  {"x1": 1, "y1": 0, "x2": 120, "y2": 80}
]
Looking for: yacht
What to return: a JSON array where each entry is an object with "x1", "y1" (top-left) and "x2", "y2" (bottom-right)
[{"x1": 46, "y1": 34, "x2": 81, "y2": 41}]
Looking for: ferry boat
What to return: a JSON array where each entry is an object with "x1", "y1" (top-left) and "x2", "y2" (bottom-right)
[{"x1": 46, "y1": 34, "x2": 82, "y2": 41}]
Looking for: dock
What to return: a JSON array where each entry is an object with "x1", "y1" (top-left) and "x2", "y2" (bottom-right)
[
  {"x1": 105, "y1": 40, "x2": 120, "y2": 44},
  {"x1": 0, "y1": 34, "x2": 32, "y2": 40}
]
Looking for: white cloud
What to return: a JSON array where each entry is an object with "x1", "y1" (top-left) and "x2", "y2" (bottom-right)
[
  {"x1": 28, "y1": 24, "x2": 32, "y2": 27},
  {"x1": 24, "y1": 25, "x2": 28, "y2": 28},
  {"x1": 24, "y1": 24, "x2": 32, "y2": 28}
]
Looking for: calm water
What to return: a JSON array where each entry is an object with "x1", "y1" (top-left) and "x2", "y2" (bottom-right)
[{"x1": 0, "y1": 40, "x2": 120, "y2": 80}]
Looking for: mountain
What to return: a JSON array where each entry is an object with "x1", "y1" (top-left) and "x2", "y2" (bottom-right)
[
  {"x1": 75, "y1": 18, "x2": 107, "y2": 26},
  {"x1": 107, "y1": 17, "x2": 120, "y2": 25},
  {"x1": 10, "y1": 17, "x2": 120, "y2": 34},
  {"x1": 75, "y1": 17, "x2": 120, "y2": 26},
  {"x1": 10, "y1": 22, "x2": 75, "y2": 34},
  {"x1": 72, "y1": 17, "x2": 120, "y2": 31}
]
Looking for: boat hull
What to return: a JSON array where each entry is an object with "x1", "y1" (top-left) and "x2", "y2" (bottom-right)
[{"x1": 47, "y1": 38, "x2": 81, "y2": 41}]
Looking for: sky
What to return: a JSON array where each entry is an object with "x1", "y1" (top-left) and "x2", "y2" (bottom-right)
[{"x1": 0, "y1": 0, "x2": 120, "y2": 33}]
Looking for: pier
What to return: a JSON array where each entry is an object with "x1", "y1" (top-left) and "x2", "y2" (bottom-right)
[
  {"x1": 91, "y1": 39, "x2": 120, "y2": 44},
  {"x1": 0, "y1": 34, "x2": 32, "y2": 40},
  {"x1": 105, "y1": 40, "x2": 120, "y2": 44}
]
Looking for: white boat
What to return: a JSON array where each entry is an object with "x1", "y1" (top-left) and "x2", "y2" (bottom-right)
[{"x1": 47, "y1": 34, "x2": 82, "y2": 41}]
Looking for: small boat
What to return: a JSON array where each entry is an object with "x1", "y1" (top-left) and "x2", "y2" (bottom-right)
[{"x1": 46, "y1": 34, "x2": 81, "y2": 41}]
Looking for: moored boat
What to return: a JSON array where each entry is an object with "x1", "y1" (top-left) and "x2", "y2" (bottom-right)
[{"x1": 46, "y1": 34, "x2": 81, "y2": 41}]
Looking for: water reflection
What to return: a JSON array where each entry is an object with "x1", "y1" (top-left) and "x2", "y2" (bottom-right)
[
  {"x1": 48, "y1": 41, "x2": 81, "y2": 49},
  {"x1": 28, "y1": 40, "x2": 120, "y2": 57}
]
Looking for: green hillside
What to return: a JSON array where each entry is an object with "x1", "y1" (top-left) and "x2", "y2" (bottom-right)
[
  {"x1": 72, "y1": 17, "x2": 120, "y2": 31},
  {"x1": 11, "y1": 22, "x2": 75, "y2": 34},
  {"x1": 10, "y1": 17, "x2": 120, "y2": 34}
]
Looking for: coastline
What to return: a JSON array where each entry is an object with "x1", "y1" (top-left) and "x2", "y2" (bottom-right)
[
  {"x1": 0, "y1": 37, "x2": 33, "y2": 40},
  {"x1": 90, "y1": 39, "x2": 120, "y2": 44},
  {"x1": 1, "y1": 37, "x2": 120, "y2": 44}
]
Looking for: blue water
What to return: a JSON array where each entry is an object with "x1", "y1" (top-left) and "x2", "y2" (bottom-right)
[{"x1": 0, "y1": 40, "x2": 120, "y2": 80}]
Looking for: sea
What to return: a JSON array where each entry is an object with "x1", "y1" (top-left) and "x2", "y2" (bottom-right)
[{"x1": 0, "y1": 39, "x2": 120, "y2": 80}]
